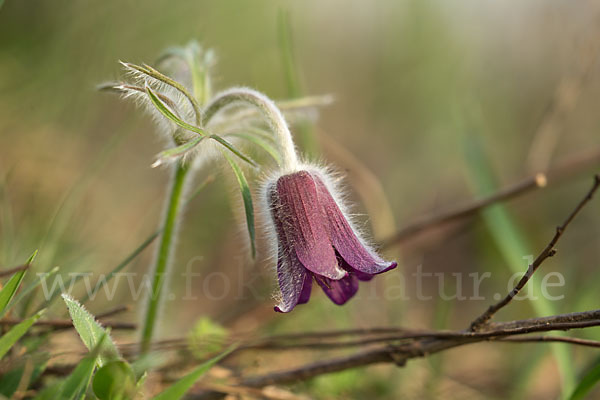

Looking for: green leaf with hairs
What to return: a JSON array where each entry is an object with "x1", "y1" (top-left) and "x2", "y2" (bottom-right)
[
  {"x1": 152, "y1": 346, "x2": 236, "y2": 400},
  {"x1": 61, "y1": 294, "x2": 120, "y2": 367},
  {"x1": 0, "y1": 310, "x2": 44, "y2": 360},
  {"x1": 145, "y1": 84, "x2": 205, "y2": 135},
  {"x1": 145, "y1": 86, "x2": 256, "y2": 167},
  {"x1": 154, "y1": 136, "x2": 206, "y2": 167},
  {"x1": 222, "y1": 152, "x2": 256, "y2": 258},
  {"x1": 123, "y1": 62, "x2": 201, "y2": 124}
]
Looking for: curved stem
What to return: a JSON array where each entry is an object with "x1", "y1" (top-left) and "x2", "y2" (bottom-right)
[
  {"x1": 203, "y1": 88, "x2": 299, "y2": 172},
  {"x1": 140, "y1": 161, "x2": 189, "y2": 354}
]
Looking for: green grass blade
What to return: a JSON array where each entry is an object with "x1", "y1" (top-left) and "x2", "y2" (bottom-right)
[
  {"x1": 277, "y1": 9, "x2": 319, "y2": 157},
  {"x1": 0, "y1": 251, "x2": 37, "y2": 316},
  {"x1": 0, "y1": 310, "x2": 44, "y2": 360},
  {"x1": 222, "y1": 152, "x2": 256, "y2": 258},
  {"x1": 32, "y1": 382, "x2": 62, "y2": 400},
  {"x1": 146, "y1": 86, "x2": 256, "y2": 167},
  {"x1": 80, "y1": 232, "x2": 160, "y2": 305},
  {"x1": 0, "y1": 269, "x2": 27, "y2": 315},
  {"x1": 59, "y1": 357, "x2": 97, "y2": 400},
  {"x1": 0, "y1": 355, "x2": 48, "y2": 398},
  {"x1": 10, "y1": 266, "x2": 59, "y2": 312},
  {"x1": 78, "y1": 175, "x2": 213, "y2": 306},
  {"x1": 61, "y1": 294, "x2": 120, "y2": 367},
  {"x1": 59, "y1": 334, "x2": 107, "y2": 400},
  {"x1": 462, "y1": 133, "x2": 575, "y2": 397},
  {"x1": 569, "y1": 358, "x2": 600, "y2": 400},
  {"x1": 152, "y1": 346, "x2": 236, "y2": 400},
  {"x1": 278, "y1": 9, "x2": 301, "y2": 97},
  {"x1": 35, "y1": 272, "x2": 89, "y2": 312},
  {"x1": 37, "y1": 106, "x2": 136, "y2": 274}
]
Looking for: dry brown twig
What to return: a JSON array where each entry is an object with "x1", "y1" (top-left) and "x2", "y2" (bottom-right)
[
  {"x1": 382, "y1": 173, "x2": 548, "y2": 248},
  {"x1": 235, "y1": 310, "x2": 600, "y2": 388},
  {"x1": 0, "y1": 264, "x2": 30, "y2": 278},
  {"x1": 0, "y1": 318, "x2": 135, "y2": 331},
  {"x1": 0, "y1": 302, "x2": 133, "y2": 331},
  {"x1": 383, "y1": 148, "x2": 600, "y2": 248},
  {"x1": 470, "y1": 173, "x2": 600, "y2": 330}
]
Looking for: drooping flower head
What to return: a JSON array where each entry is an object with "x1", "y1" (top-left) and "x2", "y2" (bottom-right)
[{"x1": 265, "y1": 168, "x2": 397, "y2": 313}]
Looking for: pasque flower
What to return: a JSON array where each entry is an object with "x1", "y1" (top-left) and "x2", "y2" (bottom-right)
[
  {"x1": 105, "y1": 42, "x2": 394, "y2": 355},
  {"x1": 106, "y1": 45, "x2": 395, "y2": 314},
  {"x1": 266, "y1": 168, "x2": 397, "y2": 313}
]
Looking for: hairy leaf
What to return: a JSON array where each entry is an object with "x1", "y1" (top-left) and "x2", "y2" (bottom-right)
[
  {"x1": 61, "y1": 294, "x2": 120, "y2": 367},
  {"x1": 146, "y1": 85, "x2": 256, "y2": 167}
]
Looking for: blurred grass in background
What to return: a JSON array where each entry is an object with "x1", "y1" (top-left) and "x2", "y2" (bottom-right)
[{"x1": 1, "y1": 0, "x2": 600, "y2": 398}]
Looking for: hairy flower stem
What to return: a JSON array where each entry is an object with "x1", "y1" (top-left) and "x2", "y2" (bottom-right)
[
  {"x1": 203, "y1": 88, "x2": 299, "y2": 172},
  {"x1": 138, "y1": 47, "x2": 213, "y2": 354},
  {"x1": 141, "y1": 161, "x2": 189, "y2": 354}
]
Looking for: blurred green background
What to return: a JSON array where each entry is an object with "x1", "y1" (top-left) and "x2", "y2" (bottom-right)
[{"x1": 1, "y1": 0, "x2": 600, "y2": 398}]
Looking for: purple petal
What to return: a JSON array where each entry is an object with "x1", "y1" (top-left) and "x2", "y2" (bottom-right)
[
  {"x1": 315, "y1": 273, "x2": 359, "y2": 305},
  {"x1": 313, "y1": 173, "x2": 397, "y2": 275},
  {"x1": 273, "y1": 171, "x2": 345, "y2": 280},
  {"x1": 298, "y1": 274, "x2": 313, "y2": 304},
  {"x1": 274, "y1": 250, "x2": 309, "y2": 313}
]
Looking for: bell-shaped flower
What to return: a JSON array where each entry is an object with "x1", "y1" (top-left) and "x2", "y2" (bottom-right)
[{"x1": 266, "y1": 169, "x2": 396, "y2": 312}]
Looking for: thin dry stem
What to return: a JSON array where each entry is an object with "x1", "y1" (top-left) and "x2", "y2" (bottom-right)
[
  {"x1": 470, "y1": 174, "x2": 600, "y2": 330},
  {"x1": 0, "y1": 264, "x2": 29, "y2": 278}
]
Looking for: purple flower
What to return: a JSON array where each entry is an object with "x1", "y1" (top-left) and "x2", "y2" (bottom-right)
[{"x1": 267, "y1": 170, "x2": 397, "y2": 313}]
